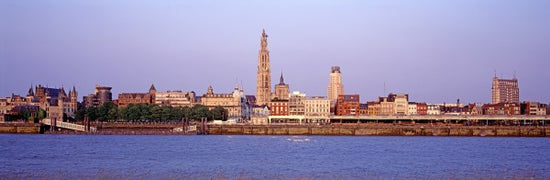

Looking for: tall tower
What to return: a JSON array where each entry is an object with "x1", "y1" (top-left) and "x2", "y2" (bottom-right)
[
  {"x1": 491, "y1": 75, "x2": 519, "y2": 104},
  {"x1": 274, "y1": 73, "x2": 289, "y2": 100},
  {"x1": 327, "y1": 66, "x2": 344, "y2": 104},
  {"x1": 256, "y1": 29, "x2": 272, "y2": 106},
  {"x1": 149, "y1": 84, "x2": 156, "y2": 104}
]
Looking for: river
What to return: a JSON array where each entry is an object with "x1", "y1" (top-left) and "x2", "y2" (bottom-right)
[{"x1": 1, "y1": 135, "x2": 549, "y2": 179}]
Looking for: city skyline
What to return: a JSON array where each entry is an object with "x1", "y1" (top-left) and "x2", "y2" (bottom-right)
[{"x1": 2, "y1": 1, "x2": 549, "y2": 103}]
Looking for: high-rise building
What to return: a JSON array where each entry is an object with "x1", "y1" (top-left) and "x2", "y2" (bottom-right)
[
  {"x1": 491, "y1": 76, "x2": 519, "y2": 104},
  {"x1": 83, "y1": 84, "x2": 112, "y2": 108},
  {"x1": 273, "y1": 73, "x2": 289, "y2": 100},
  {"x1": 256, "y1": 29, "x2": 272, "y2": 106},
  {"x1": 327, "y1": 66, "x2": 344, "y2": 104}
]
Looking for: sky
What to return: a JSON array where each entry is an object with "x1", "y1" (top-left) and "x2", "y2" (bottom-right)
[{"x1": 1, "y1": 0, "x2": 549, "y2": 104}]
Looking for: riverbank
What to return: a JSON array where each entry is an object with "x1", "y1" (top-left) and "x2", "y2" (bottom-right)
[
  {"x1": 3, "y1": 122, "x2": 548, "y2": 137},
  {"x1": 207, "y1": 124, "x2": 549, "y2": 137},
  {"x1": 0, "y1": 123, "x2": 41, "y2": 134}
]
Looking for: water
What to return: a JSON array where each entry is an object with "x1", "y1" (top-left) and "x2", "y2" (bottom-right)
[{"x1": 1, "y1": 135, "x2": 549, "y2": 179}]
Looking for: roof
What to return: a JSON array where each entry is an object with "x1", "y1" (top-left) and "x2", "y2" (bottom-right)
[
  {"x1": 42, "y1": 88, "x2": 62, "y2": 98},
  {"x1": 119, "y1": 93, "x2": 149, "y2": 99}
]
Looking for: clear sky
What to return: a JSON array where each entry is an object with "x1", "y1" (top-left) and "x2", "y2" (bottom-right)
[{"x1": 1, "y1": 0, "x2": 549, "y2": 103}]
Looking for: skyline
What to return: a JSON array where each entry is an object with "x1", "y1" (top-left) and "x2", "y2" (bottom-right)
[{"x1": 2, "y1": 1, "x2": 550, "y2": 103}]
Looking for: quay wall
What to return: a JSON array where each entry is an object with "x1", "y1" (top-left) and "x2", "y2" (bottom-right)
[
  {"x1": 2, "y1": 122, "x2": 549, "y2": 137},
  {"x1": 0, "y1": 123, "x2": 42, "y2": 134},
  {"x1": 207, "y1": 125, "x2": 549, "y2": 137}
]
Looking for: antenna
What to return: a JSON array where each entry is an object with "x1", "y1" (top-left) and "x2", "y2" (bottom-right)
[
  {"x1": 513, "y1": 71, "x2": 517, "y2": 79},
  {"x1": 383, "y1": 82, "x2": 386, "y2": 96}
]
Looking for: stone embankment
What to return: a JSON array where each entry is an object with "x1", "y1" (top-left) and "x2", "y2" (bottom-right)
[
  {"x1": 0, "y1": 123, "x2": 42, "y2": 134},
  {"x1": 2, "y1": 122, "x2": 549, "y2": 137},
  {"x1": 206, "y1": 124, "x2": 549, "y2": 137}
]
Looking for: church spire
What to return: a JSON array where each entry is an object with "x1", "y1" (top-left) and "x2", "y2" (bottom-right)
[
  {"x1": 27, "y1": 84, "x2": 34, "y2": 97},
  {"x1": 256, "y1": 29, "x2": 272, "y2": 106},
  {"x1": 279, "y1": 72, "x2": 285, "y2": 85},
  {"x1": 261, "y1": 29, "x2": 268, "y2": 51}
]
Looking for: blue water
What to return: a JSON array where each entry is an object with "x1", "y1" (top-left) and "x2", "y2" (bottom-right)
[{"x1": 1, "y1": 135, "x2": 549, "y2": 178}]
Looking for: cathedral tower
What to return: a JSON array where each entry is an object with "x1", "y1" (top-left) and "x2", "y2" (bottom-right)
[{"x1": 256, "y1": 29, "x2": 272, "y2": 106}]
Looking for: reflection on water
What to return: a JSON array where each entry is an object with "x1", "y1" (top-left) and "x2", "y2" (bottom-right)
[{"x1": 1, "y1": 135, "x2": 549, "y2": 178}]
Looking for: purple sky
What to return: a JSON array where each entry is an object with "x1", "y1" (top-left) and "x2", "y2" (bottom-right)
[{"x1": 1, "y1": 0, "x2": 549, "y2": 103}]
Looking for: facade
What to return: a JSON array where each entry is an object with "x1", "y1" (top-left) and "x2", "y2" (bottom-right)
[
  {"x1": 335, "y1": 94, "x2": 359, "y2": 116},
  {"x1": 408, "y1": 103, "x2": 417, "y2": 115},
  {"x1": 327, "y1": 66, "x2": 344, "y2": 104},
  {"x1": 483, "y1": 102, "x2": 520, "y2": 115},
  {"x1": 389, "y1": 93, "x2": 409, "y2": 115},
  {"x1": 117, "y1": 84, "x2": 156, "y2": 107},
  {"x1": 33, "y1": 85, "x2": 78, "y2": 118},
  {"x1": 491, "y1": 76, "x2": 519, "y2": 104},
  {"x1": 427, "y1": 104, "x2": 441, "y2": 115},
  {"x1": 0, "y1": 98, "x2": 10, "y2": 115},
  {"x1": 464, "y1": 103, "x2": 483, "y2": 115},
  {"x1": 83, "y1": 85, "x2": 112, "y2": 108},
  {"x1": 416, "y1": 103, "x2": 428, "y2": 115},
  {"x1": 155, "y1": 90, "x2": 195, "y2": 107},
  {"x1": 250, "y1": 105, "x2": 269, "y2": 124},
  {"x1": 273, "y1": 73, "x2": 289, "y2": 100},
  {"x1": 256, "y1": 29, "x2": 272, "y2": 106},
  {"x1": 367, "y1": 101, "x2": 380, "y2": 116},
  {"x1": 521, "y1": 101, "x2": 547, "y2": 116},
  {"x1": 305, "y1": 96, "x2": 330, "y2": 122},
  {"x1": 358, "y1": 103, "x2": 368, "y2": 116},
  {"x1": 201, "y1": 86, "x2": 248, "y2": 120},
  {"x1": 289, "y1": 91, "x2": 306, "y2": 116},
  {"x1": 269, "y1": 99, "x2": 289, "y2": 116},
  {"x1": 379, "y1": 97, "x2": 395, "y2": 116}
]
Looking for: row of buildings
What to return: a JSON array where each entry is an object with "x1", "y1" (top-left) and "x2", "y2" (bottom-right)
[
  {"x1": 0, "y1": 85, "x2": 78, "y2": 122},
  {"x1": 1, "y1": 29, "x2": 547, "y2": 123}
]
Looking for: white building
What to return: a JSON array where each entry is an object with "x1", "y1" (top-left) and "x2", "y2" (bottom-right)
[
  {"x1": 327, "y1": 66, "x2": 344, "y2": 104},
  {"x1": 408, "y1": 103, "x2": 417, "y2": 115},
  {"x1": 305, "y1": 96, "x2": 330, "y2": 123},
  {"x1": 427, "y1": 104, "x2": 441, "y2": 115},
  {"x1": 155, "y1": 91, "x2": 195, "y2": 107}
]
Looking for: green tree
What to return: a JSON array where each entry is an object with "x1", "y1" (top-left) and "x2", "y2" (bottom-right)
[
  {"x1": 117, "y1": 107, "x2": 127, "y2": 122},
  {"x1": 87, "y1": 107, "x2": 99, "y2": 121},
  {"x1": 20, "y1": 110, "x2": 31, "y2": 121},
  {"x1": 211, "y1": 106, "x2": 227, "y2": 120},
  {"x1": 190, "y1": 104, "x2": 208, "y2": 120},
  {"x1": 75, "y1": 108, "x2": 87, "y2": 121},
  {"x1": 36, "y1": 109, "x2": 46, "y2": 120},
  {"x1": 98, "y1": 102, "x2": 117, "y2": 121},
  {"x1": 150, "y1": 105, "x2": 162, "y2": 120}
]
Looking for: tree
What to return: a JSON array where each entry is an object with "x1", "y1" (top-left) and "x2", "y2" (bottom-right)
[
  {"x1": 87, "y1": 107, "x2": 99, "y2": 121},
  {"x1": 36, "y1": 109, "x2": 46, "y2": 120},
  {"x1": 190, "y1": 104, "x2": 208, "y2": 120},
  {"x1": 75, "y1": 108, "x2": 87, "y2": 121},
  {"x1": 211, "y1": 106, "x2": 227, "y2": 120},
  {"x1": 20, "y1": 110, "x2": 31, "y2": 121}
]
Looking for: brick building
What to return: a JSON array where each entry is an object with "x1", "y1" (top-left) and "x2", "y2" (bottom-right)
[{"x1": 335, "y1": 94, "x2": 360, "y2": 116}]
